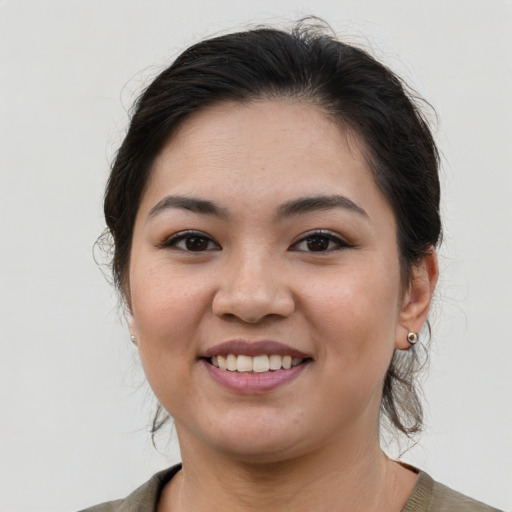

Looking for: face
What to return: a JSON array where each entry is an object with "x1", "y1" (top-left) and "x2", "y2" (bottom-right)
[{"x1": 128, "y1": 100, "x2": 412, "y2": 462}]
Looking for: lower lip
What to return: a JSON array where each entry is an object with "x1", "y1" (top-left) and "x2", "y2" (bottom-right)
[{"x1": 202, "y1": 359, "x2": 311, "y2": 394}]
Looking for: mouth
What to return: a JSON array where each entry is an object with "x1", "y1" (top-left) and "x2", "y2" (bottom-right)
[
  {"x1": 206, "y1": 353, "x2": 309, "y2": 372},
  {"x1": 201, "y1": 340, "x2": 312, "y2": 392},
  {"x1": 202, "y1": 339, "x2": 312, "y2": 372}
]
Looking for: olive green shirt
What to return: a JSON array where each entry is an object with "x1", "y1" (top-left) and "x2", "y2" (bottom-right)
[{"x1": 79, "y1": 465, "x2": 504, "y2": 512}]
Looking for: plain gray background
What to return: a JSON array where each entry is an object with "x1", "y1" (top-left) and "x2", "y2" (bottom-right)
[{"x1": 1, "y1": 1, "x2": 511, "y2": 511}]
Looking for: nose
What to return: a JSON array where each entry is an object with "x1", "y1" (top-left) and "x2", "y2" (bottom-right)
[{"x1": 212, "y1": 251, "x2": 295, "y2": 324}]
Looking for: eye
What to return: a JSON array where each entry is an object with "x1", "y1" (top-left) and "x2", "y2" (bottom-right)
[
  {"x1": 290, "y1": 230, "x2": 350, "y2": 253},
  {"x1": 160, "y1": 231, "x2": 220, "y2": 252}
]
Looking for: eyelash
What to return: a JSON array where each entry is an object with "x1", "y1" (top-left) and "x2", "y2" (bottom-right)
[
  {"x1": 160, "y1": 229, "x2": 351, "y2": 254},
  {"x1": 159, "y1": 230, "x2": 221, "y2": 252},
  {"x1": 290, "y1": 230, "x2": 352, "y2": 253}
]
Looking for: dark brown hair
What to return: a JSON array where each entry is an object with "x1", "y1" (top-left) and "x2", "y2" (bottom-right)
[{"x1": 103, "y1": 20, "x2": 441, "y2": 438}]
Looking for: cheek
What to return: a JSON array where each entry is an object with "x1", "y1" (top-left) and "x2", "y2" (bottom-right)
[
  {"x1": 129, "y1": 263, "x2": 213, "y2": 379},
  {"x1": 129, "y1": 265, "x2": 210, "y2": 420},
  {"x1": 131, "y1": 262, "x2": 207, "y2": 332},
  {"x1": 303, "y1": 260, "x2": 401, "y2": 361},
  {"x1": 301, "y1": 272, "x2": 400, "y2": 422}
]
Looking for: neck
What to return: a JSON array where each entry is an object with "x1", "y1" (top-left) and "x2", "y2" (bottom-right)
[{"x1": 159, "y1": 428, "x2": 416, "y2": 512}]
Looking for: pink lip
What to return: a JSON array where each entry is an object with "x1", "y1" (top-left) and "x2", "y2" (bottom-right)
[
  {"x1": 202, "y1": 339, "x2": 310, "y2": 359},
  {"x1": 202, "y1": 359, "x2": 311, "y2": 394}
]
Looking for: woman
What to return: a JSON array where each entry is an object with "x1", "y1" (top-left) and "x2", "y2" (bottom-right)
[{"x1": 83, "y1": 22, "x2": 502, "y2": 512}]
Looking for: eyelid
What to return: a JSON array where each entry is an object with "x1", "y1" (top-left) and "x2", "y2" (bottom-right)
[
  {"x1": 289, "y1": 229, "x2": 352, "y2": 252},
  {"x1": 158, "y1": 230, "x2": 221, "y2": 250}
]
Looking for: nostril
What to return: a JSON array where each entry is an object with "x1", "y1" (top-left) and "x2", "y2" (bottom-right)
[{"x1": 212, "y1": 288, "x2": 295, "y2": 324}]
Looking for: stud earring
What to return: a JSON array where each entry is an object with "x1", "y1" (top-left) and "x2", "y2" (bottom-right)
[
  {"x1": 130, "y1": 335, "x2": 137, "y2": 344},
  {"x1": 407, "y1": 332, "x2": 418, "y2": 346}
]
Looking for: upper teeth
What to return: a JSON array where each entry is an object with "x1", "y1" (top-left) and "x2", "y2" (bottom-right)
[{"x1": 211, "y1": 354, "x2": 303, "y2": 372}]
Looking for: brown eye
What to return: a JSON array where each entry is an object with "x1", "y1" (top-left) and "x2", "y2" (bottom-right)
[
  {"x1": 305, "y1": 235, "x2": 331, "y2": 251},
  {"x1": 185, "y1": 236, "x2": 210, "y2": 251},
  {"x1": 160, "y1": 231, "x2": 220, "y2": 252},
  {"x1": 290, "y1": 230, "x2": 351, "y2": 253}
]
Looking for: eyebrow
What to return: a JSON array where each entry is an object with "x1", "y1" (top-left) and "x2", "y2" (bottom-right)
[
  {"x1": 277, "y1": 194, "x2": 368, "y2": 219},
  {"x1": 148, "y1": 195, "x2": 229, "y2": 220},
  {"x1": 147, "y1": 193, "x2": 368, "y2": 222}
]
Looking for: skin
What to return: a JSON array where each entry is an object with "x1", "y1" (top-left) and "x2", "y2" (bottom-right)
[{"x1": 127, "y1": 100, "x2": 438, "y2": 511}]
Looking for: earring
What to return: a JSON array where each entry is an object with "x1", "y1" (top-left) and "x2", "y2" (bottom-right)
[
  {"x1": 407, "y1": 332, "x2": 419, "y2": 346},
  {"x1": 130, "y1": 335, "x2": 137, "y2": 344}
]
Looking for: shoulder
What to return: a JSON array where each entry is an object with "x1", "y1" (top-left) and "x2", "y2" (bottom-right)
[
  {"x1": 77, "y1": 465, "x2": 181, "y2": 512},
  {"x1": 430, "y1": 479, "x2": 503, "y2": 512},
  {"x1": 403, "y1": 470, "x2": 504, "y2": 512},
  {"x1": 78, "y1": 500, "x2": 124, "y2": 512}
]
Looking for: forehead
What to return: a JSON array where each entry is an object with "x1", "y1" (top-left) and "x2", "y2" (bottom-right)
[{"x1": 139, "y1": 99, "x2": 389, "y2": 222}]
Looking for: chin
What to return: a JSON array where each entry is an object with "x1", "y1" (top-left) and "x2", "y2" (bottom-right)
[
  {"x1": 178, "y1": 408, "x2": 313, "y2": 464},
  {"x1": 214, "y1": 436, "x2": 304, "y2": 465}
]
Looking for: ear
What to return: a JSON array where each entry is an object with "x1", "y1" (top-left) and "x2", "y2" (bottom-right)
[
  {"x1": 395, "y1": 248, "x2": 439, "y2": 350},
  {"x1": 126, "y1": 310, "x2": 138, "y2": 346}
]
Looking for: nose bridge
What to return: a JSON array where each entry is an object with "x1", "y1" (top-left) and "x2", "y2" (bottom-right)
[{"x1": 212, "y1": 242, "x2": 294, "y2": 322}]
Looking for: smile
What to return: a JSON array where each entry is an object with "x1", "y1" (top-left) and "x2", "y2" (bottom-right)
[
  {"x1": 209, "y1": 354, "x2": 304, "y2": 372},
  {"x1": 202, "y1": 341, "x2": 312, "y2": 393}
]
